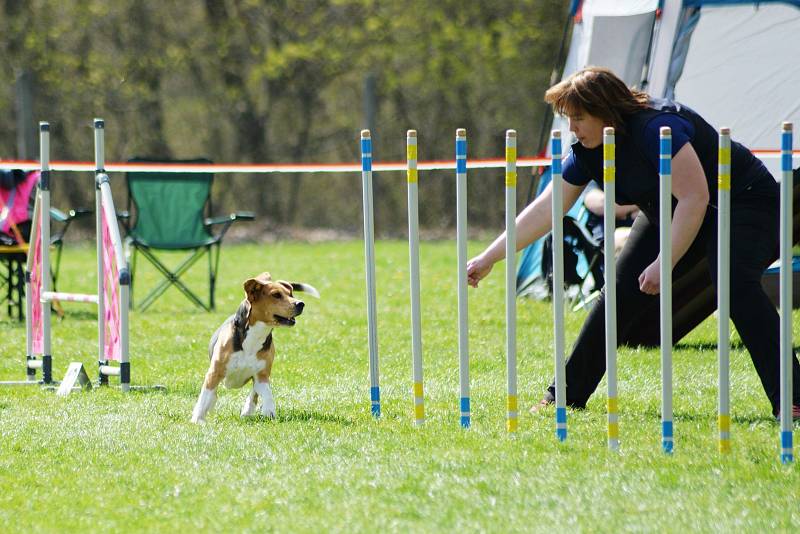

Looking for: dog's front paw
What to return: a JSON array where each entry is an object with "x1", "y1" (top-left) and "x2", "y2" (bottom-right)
[
  {"x1": 261, "y1": 403, "x2": 276, "y2": 419},
  {"x1": 191, "y1": 414, "x2": 206, "y2": 424}
]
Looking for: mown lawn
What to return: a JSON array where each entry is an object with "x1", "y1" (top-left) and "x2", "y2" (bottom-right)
[{"x1": 1, "y1": 240, "x2": 798, "y2": 533}]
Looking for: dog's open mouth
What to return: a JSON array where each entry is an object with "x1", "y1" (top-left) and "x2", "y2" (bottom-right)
[{"x1": 274, "y1": 315, "x2": 296, "y2": 326}]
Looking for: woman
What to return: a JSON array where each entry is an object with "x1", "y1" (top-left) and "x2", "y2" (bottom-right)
[{"x1": 467, "y1": 66, "x2": 800, "y2": 419}]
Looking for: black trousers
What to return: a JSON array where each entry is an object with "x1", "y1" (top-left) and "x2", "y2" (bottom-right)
[{"x1": 547, "y1": 185, "x2": 800, "y2": 414}]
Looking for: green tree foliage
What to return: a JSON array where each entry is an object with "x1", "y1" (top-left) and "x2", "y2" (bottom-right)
[{"x1": 1, "y1": 0, "x2": 569, "y2": 235}]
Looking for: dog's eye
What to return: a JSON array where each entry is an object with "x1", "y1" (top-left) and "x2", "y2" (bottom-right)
[{"x1": 270, "y1": 291, "x2": 282, "y2": 299}]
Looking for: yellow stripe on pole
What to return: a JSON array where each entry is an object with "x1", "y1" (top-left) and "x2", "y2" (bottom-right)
[
  {"x1": 608, "y1": 422, "x2": 619, "y2": 439},
  {"x1": 604, "y1": 166, "x2": 615, "y2": 183},
  {"x1": 407, "y1": 168, "x2": 418, "y2": 183},
  {"x1": 718, "y1": 414, "x2": 730, "y2": 432},
  {"x1": 407, "y1": 144, "x2": 417, "y2": 161},
  {"x1": 603, "y1": 143, "x2": 615, "y2": 161},
  {"x1": 414, "y1": 382, "x2": 424, "y2": 397},
  {"x1": 607, "y1": 397, "x2": 618, "y2": 413},
  {"x1": 415, "y1": 403, "x2": 425, "y2": 420},
  {"x1": 507, "y1": 394, "x2": 518, "y2": 412},
  {"x1": 507, "y1": 418, "x2": 518, "y2": 433}
]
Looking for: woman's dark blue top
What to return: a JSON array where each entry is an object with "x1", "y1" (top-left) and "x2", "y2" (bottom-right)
[{"x1": 561, "y1": 99, "x2": 776, "y2": 222}]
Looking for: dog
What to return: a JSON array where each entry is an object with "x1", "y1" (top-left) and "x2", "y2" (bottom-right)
[{"x1": 191, "y1": 272, "x2": 319, "y2": 423}]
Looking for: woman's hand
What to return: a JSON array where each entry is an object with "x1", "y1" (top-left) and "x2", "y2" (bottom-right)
[
  {"x1": 638, "y1": 258, "x2": 661, "y2": 294},
  {"x1": 467, "y1": 254, "x2": 494, "y2": 288}
]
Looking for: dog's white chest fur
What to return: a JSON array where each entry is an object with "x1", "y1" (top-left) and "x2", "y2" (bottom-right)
[{"x1": 223, "y1": 322, "x2": 271, "y2": 389}]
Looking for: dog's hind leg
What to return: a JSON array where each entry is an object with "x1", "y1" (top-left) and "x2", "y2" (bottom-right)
[
  {"x1": 241, "y1": 388, "x2": 260, "y2": 417},
  {"x1": 253, "y1": 379, "x2": 275, "y2": 418}
]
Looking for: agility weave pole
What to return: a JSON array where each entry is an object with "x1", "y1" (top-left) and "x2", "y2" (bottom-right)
[
  {"x1": 455, "y1": 128, "x2": 471, "y2": 428},
  {"x1": 406, "y1": 130, "x2": 425, "y2": 426},
  {"x1": 779, "y1": 122, "x2": 794, "y2": 464},
  {"x1": 6, "y1": 119, "x2": 131, "y2": 391},
  {"x1": 718, "y1": 127, "x2": 732, "y2": 454},
  {"x1": 659, "y1": 126, "x2": 674, "y2": 454},
  {"x1": 505, "y1": 130, "x2": 518, "y2": 433},
  {"x1": 603, "y1": 127, "x2": 619, "y2": 451},
  {"x1": 550, "y1": 130, "x2": 567, "y2": 442}
]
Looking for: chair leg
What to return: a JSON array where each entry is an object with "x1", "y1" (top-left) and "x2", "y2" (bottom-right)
[{"x1": 136, "y1": 246, "x2": 210, "y2": 311}]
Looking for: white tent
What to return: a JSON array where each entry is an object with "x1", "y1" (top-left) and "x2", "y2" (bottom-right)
[
  {"x1": 518, "y1": 0, "x2": 800, "y2": 341},
  {"x1": 551, "y1": 0, "x2": 800, "y2": 176}
]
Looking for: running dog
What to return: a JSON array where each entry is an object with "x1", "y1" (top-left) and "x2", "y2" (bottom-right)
[{"x1": 191, "y1": 272, "x2": 319, "y2": 423}]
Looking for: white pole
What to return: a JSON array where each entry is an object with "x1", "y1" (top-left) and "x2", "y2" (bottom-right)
[
  {"x1": 38, "y1": 122, "x2": 52, "y2": 384},
  {"x1": 456, "y1": 128, "x2": 470, "y2": 428},
  {"x1": 551, "y1": 130, "x2": 567, "y2": 442},
  {"x1": 779, "y1": 122, "x2": 794, "y2": 464},
  {"x1": 94, "y1": 119, "x2": 107, "y2": 384},
  {"x1": 505, "y1": 129, "x2": 518, "y2": 433},
  {"x1": 406, "y1": 130, "x2": 424, "y2": 426},
  {"x1": 659, "y1": 126, "x2": 674, "y2": 454},
  {"x1": 717, "y1": 127, "x2": 731, "y2": 454},
  {"x1": 604, "y1": 127, "x2": 619, "y2": 450},
  {"x1": 360, "y1": 130, "x2": 380, "y2": 418}
]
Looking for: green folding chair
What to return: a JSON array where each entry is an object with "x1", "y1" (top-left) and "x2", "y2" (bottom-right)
[{"x1": 121, "y1": 158, "x2": 254, "y2": 312}]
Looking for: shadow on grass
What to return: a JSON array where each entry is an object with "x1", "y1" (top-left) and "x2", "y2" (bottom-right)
[{"x1": 674, "y1": 340, "x2": 745, "y2": 351}]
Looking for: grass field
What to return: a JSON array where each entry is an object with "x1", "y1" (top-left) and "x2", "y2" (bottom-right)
[{"x1": 1, "y1": 240, "x2": 798, "y2": 533}]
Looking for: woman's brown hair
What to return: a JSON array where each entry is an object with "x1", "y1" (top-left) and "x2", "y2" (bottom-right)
[{"x1": 544, "y1": 67, "x2": 650, "y2": 132}]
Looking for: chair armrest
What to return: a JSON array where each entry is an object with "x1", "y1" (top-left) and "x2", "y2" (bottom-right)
[
  {"x1": 205, "y1": 212, "x2": 255, "y2": 241},
  {"x1": 205, "y1": 211, "x2": 255, "y2": 226},
  {"x1": 49, "y1": 208, "x2": 69, "y2": 223}
]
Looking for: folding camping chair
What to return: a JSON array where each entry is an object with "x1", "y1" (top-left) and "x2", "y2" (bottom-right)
[{"x1": 120, "y1": 158, "x2": 254, "y2": 312}]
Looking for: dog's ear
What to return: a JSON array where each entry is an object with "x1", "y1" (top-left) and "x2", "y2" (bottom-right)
[
  {"x1": 289, "y1": 282, "x2": 320, "y2": 299},
  {"x1": 277, "y1": 281, "x2": 294, "y2": 295},
  {"x1": 244, "y1": 278, "x2": 264, "y2": 302}
]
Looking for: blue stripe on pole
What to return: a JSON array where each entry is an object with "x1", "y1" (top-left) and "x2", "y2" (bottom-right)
[
  {"x1": 370, "y1": 386, "x2": 380, "y2": 417},
  {"x1": 660, "y1": 157, "x2": 671, "y2": 176},
  {"x1": 556, "y1": 407, "x2": 567, "y2": 424},
  {"x1": 782, "y1": 430, "x2": 793, "y2": 449},
  {"x1": 782, "y1": 132, "x2": 792, "y2": 151},
  {"x1": 361, "y1": 156, "x2": 372, "y2": 172},
  {"x1": 662, "y1": 421, "x2": 674, "y2": 453},
  {"x1": 552, "y1": 158, "x2": 562, "y2": 174},
  {"x1": 660, "y1": 139, "x2": 671, "y2": 175},
  {"x1": 557, "y1": 428, "x2": 567, "y2": 442},
  {"x1": 552, "y1": 137, "x2": 561, "y2": 156},
  {"x1": 456, "y1": 138, "x2": 466, "y2": 157},
  {"x1": 361, "y1": 138, "x2": 371, "y2": 154},
  {"x1": 783, "y1": 154, "x2": 792, "y2": 172},
  {"x1": 460, "y1": 396, "x2": 470, "y2": 413},
  {"x1": 782, "y1": 453, "x2": 794, "y2": 464}
]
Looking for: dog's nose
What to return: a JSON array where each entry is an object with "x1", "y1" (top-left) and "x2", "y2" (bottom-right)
[{"x1": 294, "y1": 301, "x2": 305, "y2": 315}]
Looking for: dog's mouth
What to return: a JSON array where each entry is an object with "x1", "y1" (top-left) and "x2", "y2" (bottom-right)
[{"x1": 274, "y1": 315, "x2": 296, "y2": 326}]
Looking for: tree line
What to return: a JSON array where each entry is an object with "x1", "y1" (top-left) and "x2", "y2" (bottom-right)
[{"x1": 1, "y1": 0, "x2": 569, "y2": 237}]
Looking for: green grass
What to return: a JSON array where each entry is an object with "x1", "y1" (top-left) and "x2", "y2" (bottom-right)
[{"x1": 1, "y1": 240, "x2": 798, "y2": 533}]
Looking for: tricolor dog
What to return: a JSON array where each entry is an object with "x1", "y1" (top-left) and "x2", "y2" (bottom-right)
[{"x1": 191, "y1": 272, "x2": 319, "y2": 423}]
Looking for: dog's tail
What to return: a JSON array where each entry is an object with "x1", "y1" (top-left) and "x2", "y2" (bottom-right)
[{"x1": 291, "y1": 282, "x2": 320, "y2": 299}]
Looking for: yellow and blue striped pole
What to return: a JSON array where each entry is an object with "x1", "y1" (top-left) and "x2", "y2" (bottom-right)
[
  {"x1": 505, "y1": 129, "x2": 518, "y2": 433},
  {"x1": 360, "y1": 130, "x2": 380, "y2": 418},
  {"x1": 779, "y1": 122, "x2": 794, "y2": 464},
  {"x1": 407, "y1": 130, "x2": 425, "y2": 426},
  {"x1": 550, "y1": 130, "x2": 567, "y2": 442},
  {"x1": 660, "y1": 126, "x2": 674, "y2": 454},
  {"x1": 604, "y1": 127, "x2": 619, "y2": 450},
  {"x1": 456, "y1": 128, "x2": 470, "y2": 428},
  {"x1": 717, "y1": 127, "x2": 732, "y2": 454}
]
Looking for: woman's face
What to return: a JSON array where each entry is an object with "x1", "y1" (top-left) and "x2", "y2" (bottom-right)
[{"x1": 568, "y1": 111, "x2": 606, "y2": 149}]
